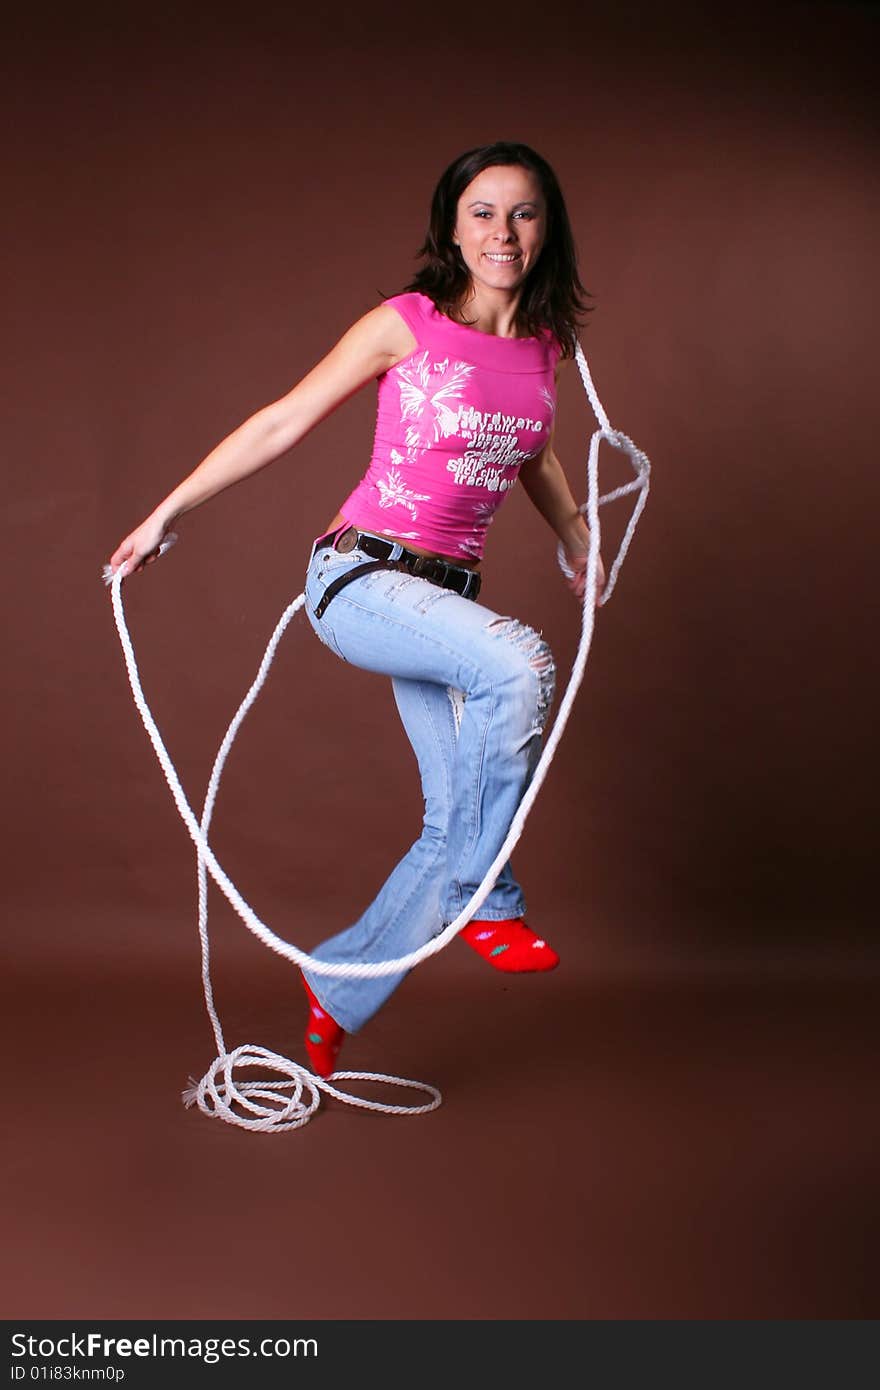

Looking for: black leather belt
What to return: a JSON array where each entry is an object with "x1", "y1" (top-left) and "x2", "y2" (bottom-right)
[{"x1": 312, "y1": 527, "x2": 481, "y2": 620}]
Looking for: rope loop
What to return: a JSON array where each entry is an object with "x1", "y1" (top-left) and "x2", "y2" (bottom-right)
[{"x1": 181, "y1": 1047, "x2": 441, "y2": 1132}]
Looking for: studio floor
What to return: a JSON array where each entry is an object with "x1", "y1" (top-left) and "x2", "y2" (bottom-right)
[{"x1": 4, "y1": 917, "x2": 877, "y2": 1322}]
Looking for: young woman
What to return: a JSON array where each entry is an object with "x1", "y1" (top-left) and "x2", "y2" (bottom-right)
[{"x1": 108, "y1": 141, "x2": 605, "y2": 1077}]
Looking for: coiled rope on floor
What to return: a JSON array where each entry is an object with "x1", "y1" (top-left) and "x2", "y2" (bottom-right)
[{"x1": 103, "y1": 340, "x2": 650, "y2": 1132}]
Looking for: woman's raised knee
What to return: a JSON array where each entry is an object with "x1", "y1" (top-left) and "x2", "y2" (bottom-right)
[{"x1": 484, "y1": 616, "x2": 556, "y2": 734}]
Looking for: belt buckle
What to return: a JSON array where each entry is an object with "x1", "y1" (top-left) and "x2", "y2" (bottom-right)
[{"x1": 336, "y1": 527, "x2": 359, "y2": 554}]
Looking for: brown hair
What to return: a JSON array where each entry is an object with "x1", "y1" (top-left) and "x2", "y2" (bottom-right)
[{"x1": 395, "y1": 141, "x2": 595, "y2": 358}]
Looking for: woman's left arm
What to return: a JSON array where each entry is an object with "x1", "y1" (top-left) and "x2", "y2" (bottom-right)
[{"x1": 518, "y1": 368, "x2": 605, "y2": 604}]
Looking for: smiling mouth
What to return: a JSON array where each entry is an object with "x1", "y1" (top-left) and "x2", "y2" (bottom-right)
[{"x1": 484, "y1": 252, "x2": 521, "y2": 263}]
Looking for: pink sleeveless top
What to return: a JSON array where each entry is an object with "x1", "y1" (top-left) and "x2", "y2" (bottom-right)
[{"x1": 338, "y1": 291, "x2": 562, "y2": 562}]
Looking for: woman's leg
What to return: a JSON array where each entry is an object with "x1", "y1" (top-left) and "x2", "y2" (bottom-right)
[
  {"x1": 301, "y1": 676, "x2": 456, "y2": 1033},
  {"x1": 436, "y1": 683, "x2": 528, "y2": 922},
  {"x1": 301, "y1": 543, "x2": 555, "y2": 1033},
  {"x1": 302, "y1": 674, "x2": 531, "y2": 1033}
]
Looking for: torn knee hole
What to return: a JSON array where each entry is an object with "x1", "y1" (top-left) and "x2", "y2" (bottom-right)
[{"x1": 485, "y1": 617, "x2": 556, "y2": 725}]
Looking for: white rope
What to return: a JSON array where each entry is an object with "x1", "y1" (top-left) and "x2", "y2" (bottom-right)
[
  {"x1": 103, "y1": 339, "x2": 650, "y2": 1132},
  {"x1": 180, "y1": 1051, "x2": 441, "y2": 1132}
]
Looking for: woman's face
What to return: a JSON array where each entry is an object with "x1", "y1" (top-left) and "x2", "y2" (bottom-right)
[{"x1": 452, "y1": 164, "x2": 546, "y2": 295}]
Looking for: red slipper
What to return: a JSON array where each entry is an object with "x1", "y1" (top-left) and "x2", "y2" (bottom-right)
[
  {"x1": 460, "y1": 919, "x2": 560, "y2": 973},
  {"x1": 301, "y1": 975, "x2": 345, "y2": 1077}
]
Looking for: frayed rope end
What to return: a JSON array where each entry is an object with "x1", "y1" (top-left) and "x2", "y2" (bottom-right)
[{"x1": 181, "y1": 1077, "x2": 201, "y2": 1108}]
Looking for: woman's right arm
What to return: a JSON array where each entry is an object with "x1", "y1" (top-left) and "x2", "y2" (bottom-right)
[{"x1": 107, "y1": 302, "x2": 412, "y2": 577}]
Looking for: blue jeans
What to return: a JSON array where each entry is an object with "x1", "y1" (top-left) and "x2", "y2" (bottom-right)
[{"x1": 301, "y1": 532, "x2": 556, "y2": 1033}]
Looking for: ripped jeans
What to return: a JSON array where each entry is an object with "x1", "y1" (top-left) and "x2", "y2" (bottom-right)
[{"x1": 301, "y1": 532, "x2": 556, "y2": 1033}]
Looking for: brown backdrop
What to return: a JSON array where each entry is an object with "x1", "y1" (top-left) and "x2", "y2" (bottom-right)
[{"x1": 2, "y1": 0, "x2": 877, "y2": 1322}]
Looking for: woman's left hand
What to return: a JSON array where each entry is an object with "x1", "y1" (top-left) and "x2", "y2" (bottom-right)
[{"x1": 563, "y1": 543, "x2": 606, "y2": 606}]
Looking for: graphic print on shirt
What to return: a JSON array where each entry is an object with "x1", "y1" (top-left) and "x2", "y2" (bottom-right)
[
  {"x1": 459, "y1": 499, "x2": 500, "y2": 558},
  {"x1": 387, "y1": 361, "x2": 556, "y2": 550},
  {"x1": 376, "y1": 457, "x2": 432, "y2": 519},
  {"x1": 442, "y1": 386, "x2": 553, "y2": 500},
  {"x1": 338, "y1": 297, "x2": 560, "y2": 562},
  {"x1": 448, "y1": 382, "x2": 555, "y2": 552},
  {"x1": 397, "y1": 353, "x2": 476, "y2": 453},
  {"x1": 445, "y1": 400, "x2": 547, "y2": 492}
]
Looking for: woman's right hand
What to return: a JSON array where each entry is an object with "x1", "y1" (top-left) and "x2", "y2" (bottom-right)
[{"x1": 107, "y1": 513, "x2": 174, "y2": 580}]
